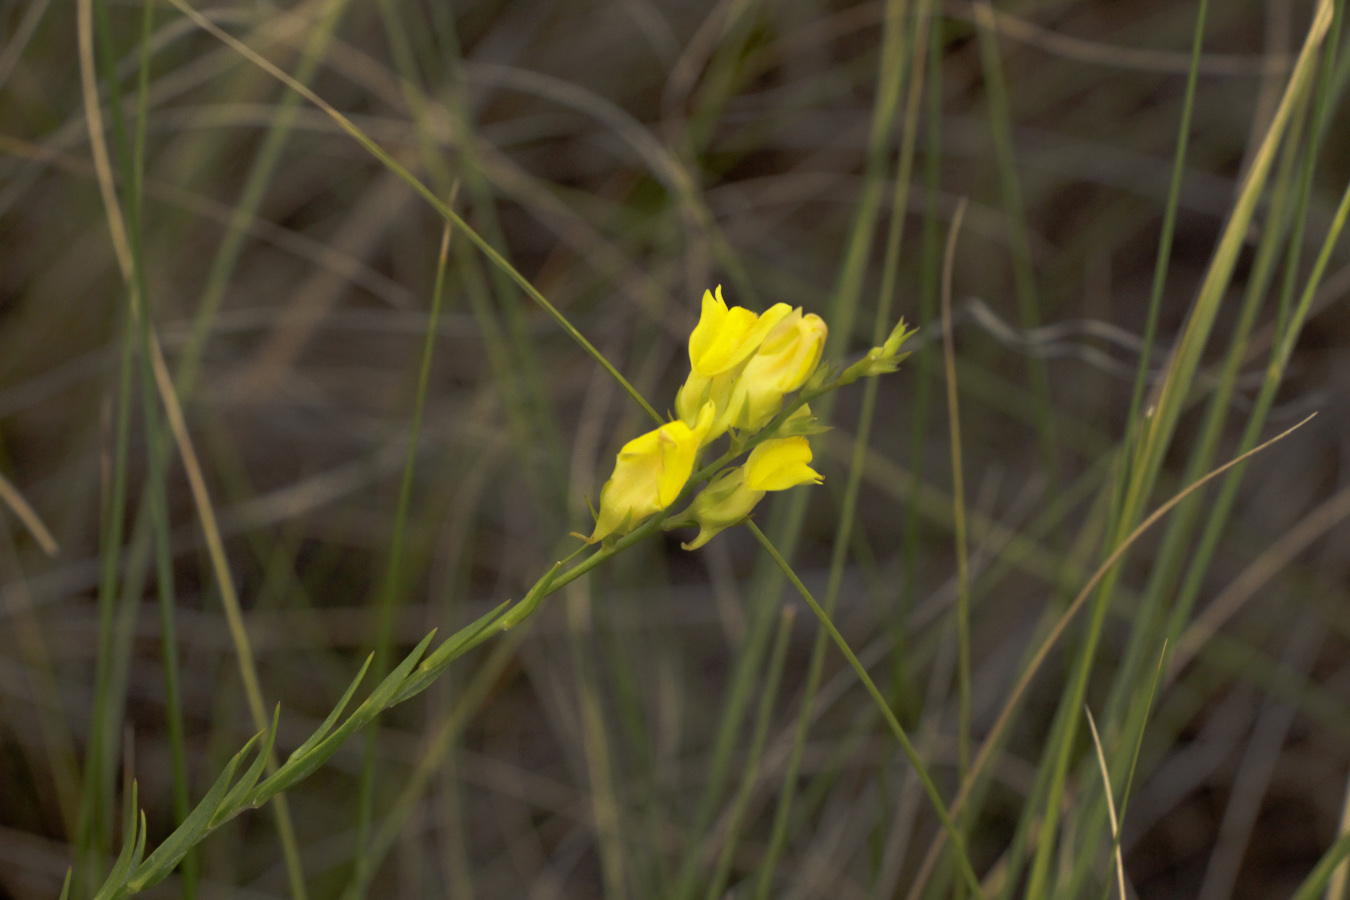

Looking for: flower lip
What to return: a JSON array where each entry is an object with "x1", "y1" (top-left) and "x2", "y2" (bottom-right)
[
  {"x1": 687, "y1": 286, "x2": 792, "y2": 377},
  {"x1": 745, "y1": 436, "x2": 822, "y2": 492}
]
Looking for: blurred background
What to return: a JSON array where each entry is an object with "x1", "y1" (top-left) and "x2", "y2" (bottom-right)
[{"x1": 2, "y1": 0, "x2": 1350, "y2": 898}]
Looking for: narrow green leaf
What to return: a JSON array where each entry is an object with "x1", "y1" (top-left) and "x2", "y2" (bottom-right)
[
  {"x1": 214, "y1": 705, "x2": 281, "y2": 823},
  {"x1": 124, "y1": 732, "x2": 256, "y2": 892},
  {"x1": 254, "y1": 630, "x2": 437, "y2": 801},
  {"x1": 390, "y1": 601, "x2": 513, "y2": 704},
  {"x1": 92, "y1": 781, "x2": 139, "y2": 900},
  {"x1": 287, "y1": 656, "x2": 373, "y2": 763}
]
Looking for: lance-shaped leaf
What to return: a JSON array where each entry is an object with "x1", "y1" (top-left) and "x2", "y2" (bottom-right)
[
  {"x1": 124, "y1": 730, "x2": 257, "y2": 893},
  {"x1": 212, "y1": 704, "x2": 281, "y2": 827},
  {"x1": 93, "y1": 781, "x2": 141, "y2": 900},
  {"x1": 391, "y1": 601, "x2": 511, "y2": 705},
  {"x1": 287, "y1": 654, "x2": 373, "y2": 763},
  {"x1": 253, "y1": 630, "x2": 436, "y2": 800}
]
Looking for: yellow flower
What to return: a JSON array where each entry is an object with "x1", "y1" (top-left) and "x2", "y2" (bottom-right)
[
  {"x1": 675, "y1": 287, "x2": 792, "y2": 443},
  {"x1": 667, "y1": 436, "x2": 822, "y2": 550},
  {"x1": 745, "y1": 436, "x2": 822, "y2": 490},
  {"x1": 586, "y1": 403, "x2": 714, "y2": 543},
  {"x1": 688, "y1": 286, "x2": 792, "y2": 377},
  {"x1": 725, "y1": 309, "x2": 827, "y2": 432}
]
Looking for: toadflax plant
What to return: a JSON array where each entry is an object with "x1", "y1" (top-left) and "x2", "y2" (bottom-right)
[
  {"x1": 84, "y1": 286, "x2": 915, "y2": 900},
  {"x1": 586, "y1": 285, "x2": 909, "y2": 551}
]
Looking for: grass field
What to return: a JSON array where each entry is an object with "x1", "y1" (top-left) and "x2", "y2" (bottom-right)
[{"x1": 2, "y1": 0, "x2": 1350, "y2": 898}]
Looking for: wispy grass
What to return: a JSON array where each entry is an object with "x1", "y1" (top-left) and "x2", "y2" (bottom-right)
[{"x1": 5, "y1": 1, "x2": 1350, "y2": 900}]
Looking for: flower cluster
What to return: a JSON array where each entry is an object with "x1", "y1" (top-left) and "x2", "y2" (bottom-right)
[{"x1": 584, "y1": 286, "x2": 911, "y2": 549}]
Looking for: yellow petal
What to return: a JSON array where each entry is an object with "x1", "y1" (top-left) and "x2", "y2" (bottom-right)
[
  {"x1": 687, "y1": 287, "x2": 793, "y2": 376},
  {"x1": 587, "y1": 417, "x2": 703, "y2": 542},
  {"x1": 745, "y1": 437, "x2": 822, "y2": 492},
  {"x1": 727, "y1": 310, "x2": 828, "y2": 433}
]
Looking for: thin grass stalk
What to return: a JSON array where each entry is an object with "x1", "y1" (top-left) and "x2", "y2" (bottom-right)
[
  {"x1": 1121, "y1": 0, "x2": 1210, "y2": 438},
  {"x1": 74, "y1": 1, "x2": 148, "y2": 889},
  {"x1": 347, "y1": 218, "x2": 455, "y2": 896},
  {"x1": 904, "y1": 417, "x2": 1313, "y2": 900},
  {"x1": 1083, "y1": 708, "x2": 1125, "y2": 900},
  {"x1": 1095, "y1": 646, "x2": 1168, "y2": 900},
  {"x1": 1021, "y1": 9, "x2": 1332, "y2": 896},
  {"x1": 128, "y1": 1, "x2": 194, "y2": 893},
  {"x1": 970, "y1": 0, "x2": 1056, "y2": 475},
  {"x1": 746, "y1": 520, "x2": 985, "y2": 900},
  {"x1": 751, "y1": 5, "x2": 933, "y2": 893},
  {"x1": 899, "y1": 10, "x2": 948, "y2": 723},
  {"x1": 705, "y1": 609, "x2": 795, "y2": 900},
  {"x1": 173, "y1": 0, "x2": 355, "y2": 400},
  {"x1": 79, "y1": 1, "x2": 313, "y2": 891},
  {"x1": 431, "y1": 10, "x2": 570, "y2": 513},
  {"x1": 1097, "y1": 0, "x2": 1217, "y2": 718},
  {"x1": 565, "y1": 575, "x2": 631, "y2": 900},
  {"x1": 941, "y1": 197, "x2": 972, "y2": 789},
  {"x1": 668, "y1": 527, "x2": 797, "y2": 900}
]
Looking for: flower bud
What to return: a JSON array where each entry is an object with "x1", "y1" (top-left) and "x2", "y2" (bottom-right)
[
  {"x1": 665, "y1": 467, "x2": 762, "y2": 551},
  {"x1": 839, "y1": 319, "x2": 915, "y2": 385},
  {"x1": 667, "y1": 435, "x2": 822, "y2": 550}
]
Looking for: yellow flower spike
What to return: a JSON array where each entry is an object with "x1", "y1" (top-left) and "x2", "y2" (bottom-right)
[
  {"x1": 586, "y1": 402, "x2": 714, "y2": 544},
  {"x1": 745, "y1": 436, "x2": 822, "y2": 491},
  {"x1": 726, "y1": 310, "x2": 828, "y2": 433}
]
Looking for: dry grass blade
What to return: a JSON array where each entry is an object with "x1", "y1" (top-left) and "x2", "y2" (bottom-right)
[
  {"x1": 0, "y1": 468, "x2": 58, "y2": 557},
  {"x1": 906, "y1": 413, "x2": 1316, "y2": 898},
  {"x1": 1085, "y1": 705, "x2": 1128, "y2": 900}
]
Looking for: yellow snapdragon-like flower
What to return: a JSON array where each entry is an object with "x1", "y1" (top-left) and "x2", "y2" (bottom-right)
[
  {"x1": 688, "y1": 286, "x2": 792, "y2": 377},
  {"x1": 667, "y1": 436, "x2": 822, "y2": 550},
  {"x1": 676, "y1": 287, "x2": 792, "y2": 443},
  {"x1": 725, "y1": 309, "x2": 828, "y2": 433},
  {"x1": 586, "y1": 402, "x2": 714, "y2": 543},
  {"x1": 745, "y1": 435, "x2": 822, "y2": 491}
]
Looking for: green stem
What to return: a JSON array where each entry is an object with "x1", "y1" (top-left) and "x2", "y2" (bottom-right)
[{"x1": 745, "y1": 520, "x2": 985, "y2": 900}]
